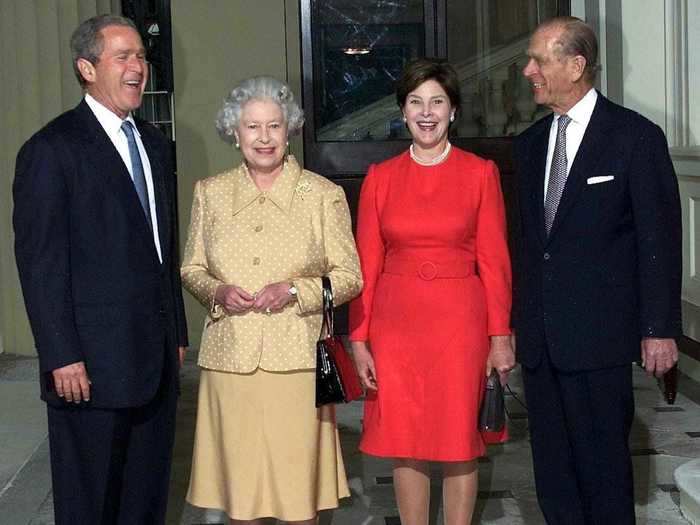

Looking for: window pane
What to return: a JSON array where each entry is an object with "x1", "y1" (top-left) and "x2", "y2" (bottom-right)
[
  {"x1": 312, "y1": 0, "x2": 425, "y2": 142},
  {"x1": 447, "y1": 0, "x2": 561, "y2": 137},
  {"x1": 309, "y1": 0, "x2": 563, "y2": 142}
]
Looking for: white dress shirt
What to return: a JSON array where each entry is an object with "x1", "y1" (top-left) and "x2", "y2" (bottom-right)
[
  {"x1": 85, "y1": 94, "x2": 162, "y2": 261},
  {"x1": 543, "y1": 88, "x2": 598, "y2": 202}
]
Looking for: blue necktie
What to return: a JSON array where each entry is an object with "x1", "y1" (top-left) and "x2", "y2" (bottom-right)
[{"x1": 121, "y1": 121, "x2": 152, "y2": 223}]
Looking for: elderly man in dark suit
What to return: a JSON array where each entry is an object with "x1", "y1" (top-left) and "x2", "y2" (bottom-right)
[
  {"x1": 513, "y1": 16, "x2": 681, "y2": 524},
  {"x1": 13, "y1": 14, "x2": 188, "y2": 524}
]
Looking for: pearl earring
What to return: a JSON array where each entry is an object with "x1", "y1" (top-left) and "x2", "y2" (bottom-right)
[
  {"x1": 403, "y1": 116, "x2": 407, "y2": 123},
  {"x1": 450, "y1": 114, "x2": 455, "y2": 122},
  {"x1": 235, "y1": 141, "x2": 240, "y2": 149}
]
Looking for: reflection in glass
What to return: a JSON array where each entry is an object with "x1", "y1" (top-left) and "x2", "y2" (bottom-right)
[
  {"x1": 135, "y1": 67, "x2": 175, "y2": 141},
  {"x1": 448, "y1": 0, "x2": 561, "y2": 137},
  {"x1": 313, "y1": 0, "x2": 424, "y2": 141},
  {"x1": 311, "y1": 0, "x2": 565, "y2": 141}
]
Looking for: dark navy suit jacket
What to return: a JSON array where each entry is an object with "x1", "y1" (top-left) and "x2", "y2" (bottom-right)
[
  {"x1": 513, "y1": 93, "x2": 682, "y2": 371},
  {"x1": 14, "y1": 100, "x2": 188, "y2": 408}
]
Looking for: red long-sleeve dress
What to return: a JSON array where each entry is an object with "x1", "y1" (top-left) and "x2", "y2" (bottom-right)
[{"x1": 349, "y1": 147, "x2": 512, "y2": 461}]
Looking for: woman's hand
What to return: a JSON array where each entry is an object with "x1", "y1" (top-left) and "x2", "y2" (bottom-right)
[
  {"x1": 214, "y1": 284, "x2": 255, "y2": 314},
  {"x1": 253, "y1": 282, "x2": 295, "y2": 314},
  {"x1": 486, "y1": 335, "x2": 515, "y2": 385},
  {"x1": 350, "y1": 341, "x2": 378, "y2": 391}
]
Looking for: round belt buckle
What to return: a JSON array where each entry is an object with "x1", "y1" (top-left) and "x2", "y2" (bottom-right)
[{"x1": 418, "y1": 261, "x2": 437, "y2": 280}]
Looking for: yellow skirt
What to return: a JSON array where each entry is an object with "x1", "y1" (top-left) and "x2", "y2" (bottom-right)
[{"x1": 186, "y1": 368, "x2": 350, "y2": 521}]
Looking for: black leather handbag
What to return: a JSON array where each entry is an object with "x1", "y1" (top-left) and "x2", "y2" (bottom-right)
[
  {"x1": 315, "y1": 277, "x2": 362, "y2": 407},
  {"x1": 478, "y1": 369, "x2": 505, "y2": 432}
]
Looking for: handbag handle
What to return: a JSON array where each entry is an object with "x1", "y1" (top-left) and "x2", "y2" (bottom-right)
[{"x1": 320, "y1": 276, "x2": 335, "y2": 339}]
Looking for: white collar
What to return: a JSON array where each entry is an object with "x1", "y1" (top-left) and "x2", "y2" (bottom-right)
[
  {"x1": 556, "y1": 87, "x2": 597, "y2": 127},
  {"x1": 84, "y1": 93, "x2": 139, "y2": 139}
]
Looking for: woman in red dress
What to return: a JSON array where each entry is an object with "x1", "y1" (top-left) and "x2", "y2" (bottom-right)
[{"x1": 349, "y1": 59, "x2": 515, "y2": 524}]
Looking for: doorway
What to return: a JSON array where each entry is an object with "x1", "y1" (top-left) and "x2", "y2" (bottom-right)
[{"x1": 300, "y1": 0, "x2": 570, "y2": 329}]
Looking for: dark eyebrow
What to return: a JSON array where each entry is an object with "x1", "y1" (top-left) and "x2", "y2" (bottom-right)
[{"x1": 407, "y1": 94, "x2": 446, "y2": 100}]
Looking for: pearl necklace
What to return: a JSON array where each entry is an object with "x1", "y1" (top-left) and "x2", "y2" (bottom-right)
[{"x1": 409, "y1": 142, "x2": 452, "y2": 166}]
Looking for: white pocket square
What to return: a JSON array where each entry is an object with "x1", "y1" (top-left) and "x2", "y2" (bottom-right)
[{"x1": 587, "y1": 176, "x2": 615, "y2": 185}]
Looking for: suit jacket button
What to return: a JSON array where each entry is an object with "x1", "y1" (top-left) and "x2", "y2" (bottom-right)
[{"x1": 543, "y1": 252, "x2": 551, "y2": 261}]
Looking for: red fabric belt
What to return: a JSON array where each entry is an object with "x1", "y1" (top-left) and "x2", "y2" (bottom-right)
[{"x1": 383, "y1": 258, "x2": 476, "y2": 281}]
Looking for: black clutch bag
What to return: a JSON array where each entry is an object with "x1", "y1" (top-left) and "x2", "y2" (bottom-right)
[{"x1": 478, "y1": 369, "x2": 505, "y2": 432}]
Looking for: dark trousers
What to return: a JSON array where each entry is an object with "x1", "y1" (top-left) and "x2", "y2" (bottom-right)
[
  {"x1": 47, "y1": 358, "x2": 177, "y2": 525},
  {"x1": 522, "y1": 351, "x2": 635, "y2": 525}
]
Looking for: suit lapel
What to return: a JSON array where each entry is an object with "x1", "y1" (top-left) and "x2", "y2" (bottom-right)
[
  {"x1": 526, "y1": 116, "x2": 551, "y2": 247},
  {"x1": 546, "y1": 95, "x2": 614, "y2": 242},
  {"x1": 74, "y1": 101, "x2": 160, "y2": 261},
  {"x1": 75, "y1": 100, "x2": 133, "y2": 193},
  {"x1": 138, "y1": 122, "x2": 170, "y2": 262}
]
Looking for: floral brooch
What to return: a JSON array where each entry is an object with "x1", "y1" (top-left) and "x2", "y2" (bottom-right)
[{"x1": 295, "y1": 180, "x2": 312, "y2": 200}]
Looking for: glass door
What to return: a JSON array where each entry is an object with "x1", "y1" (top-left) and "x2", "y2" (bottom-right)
[
  {"x1": 300, "y1": 0, "x2": 570, "y2": 331},
  {"x1": 301, "y1": 0, "x2": 569, "y2": 180}
]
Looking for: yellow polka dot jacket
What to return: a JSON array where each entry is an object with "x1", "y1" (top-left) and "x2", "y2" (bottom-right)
[{"x1": 181, "y1": 156, "x2": 363, "y2": 372}]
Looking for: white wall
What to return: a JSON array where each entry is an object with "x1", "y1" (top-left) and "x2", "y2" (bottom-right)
[
  {"x1": 620, "y1": 0, "x2": 667, "y2": 127},
  {"x1": 0, "y1": 0, "x2": 121, "y2": 356},
  {"x1": 616, "y1": 0, "x2": 700, "y2": 342}
]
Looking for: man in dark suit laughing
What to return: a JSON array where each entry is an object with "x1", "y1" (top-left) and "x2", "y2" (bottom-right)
[
  {"x1": 13, "y1": 14, "x2": 187, "y2": 524},
  {"x1": 513, "y1": 16, "x2": 681, "y2": 524}
]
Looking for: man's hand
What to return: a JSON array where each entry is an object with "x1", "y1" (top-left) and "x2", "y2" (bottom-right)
[
  {"x1": 52, "y1": 361, "x2": 91, "y2": 403},
  {"x1": 486, "y1": 335, "x2": 516, "y2": 385},
  {"x1": 641, "y1": 337, "x2": 678, "y2": 378},
  {"x1": 178, "y1": 346, "x2": 187, "y2": 368}
]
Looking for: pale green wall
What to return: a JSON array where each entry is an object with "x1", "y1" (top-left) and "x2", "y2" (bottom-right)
[
  {"x1": 0, "y1": 0, "x2": 302, "y2": 355},
  {"x1": 171, "y1": 0, "x2": 302, "y2": 348},
  {"x1": 0, "y1": 0, "x2": 121, "y2": 356}
]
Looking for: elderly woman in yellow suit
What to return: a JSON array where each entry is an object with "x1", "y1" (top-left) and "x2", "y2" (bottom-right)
[{"x1": 181, "y1": 76, "x2": 362, "y2": 525}]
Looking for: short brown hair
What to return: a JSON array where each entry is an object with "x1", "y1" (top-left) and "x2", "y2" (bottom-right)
[
  {"x1": 396, "y1": 58, "x2": 461, "y2": 112},
  {"x1": 70, "y1": 14, "x2": 139, "y2": 87},
  {"x1": 537, "y1": 16, "x2": 599, "y2": 84}
]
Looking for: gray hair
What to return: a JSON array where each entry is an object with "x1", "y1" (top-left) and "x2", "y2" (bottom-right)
[
  {"x1": 537, "y1": 16, "x2": 600, "y2": 84},
  {"x1": 215, "y1": 76, "x2": 305, "y2": 143},
  {"x1": 70, "y1": 14, "x2": 139, "y2": 87}
]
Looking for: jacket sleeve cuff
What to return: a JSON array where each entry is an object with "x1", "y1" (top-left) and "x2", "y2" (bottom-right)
[{"x1": 293, "y1": 277, "x2": 322, "y2": 314}]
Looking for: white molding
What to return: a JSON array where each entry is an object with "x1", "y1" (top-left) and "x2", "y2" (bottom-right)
[
  {"x1": 679, "y1": 176, "x2": 700, "y2": 308},
  {"x1": 664, "y1": 0, "x2": 690, "y2": 148},
  {"x1": 672, "y1": 152, "x2": 700, "y2": 181},
  {"x1": 598, "y1": 0, "x2": 608, "y2": 96},
  {"x1": 672, "y1": 146, "x2": 700, "y2": 160},
  {"x1": 690, "y1": 194, "x2": 696, "y2": 286},
  {"x1": 682, "y1": 301, "x2": 700, "y2": 343}
]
